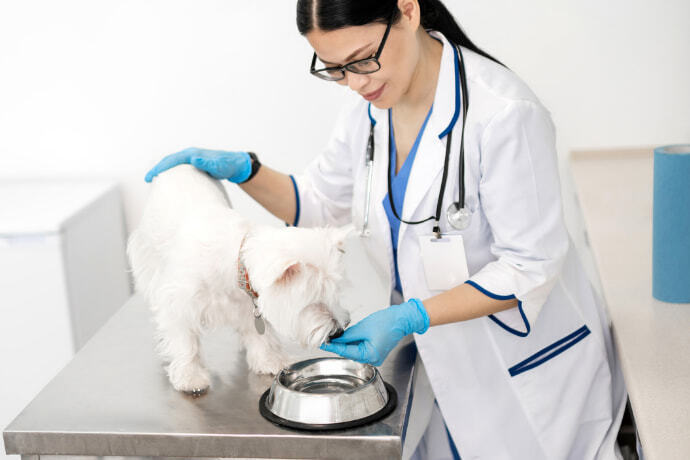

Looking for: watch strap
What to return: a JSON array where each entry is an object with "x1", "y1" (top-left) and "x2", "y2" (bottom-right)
[{"x1": 243, "y1": 151, "x2": 261, "y2": 183}]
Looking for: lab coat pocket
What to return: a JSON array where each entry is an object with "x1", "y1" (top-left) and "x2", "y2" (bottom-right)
[
  {"x1": 505, "y1": 326, "x2": 614, "y2": 459},
  {"x1": 507, "y1": 325, "x2": 590, "y2": 377},
  {"x1": 487, "y1": 289, "x2": 615, "y2": 458}
]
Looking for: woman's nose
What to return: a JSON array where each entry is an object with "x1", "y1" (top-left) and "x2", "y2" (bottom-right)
[{"x1": 345, "y1": 72, "x2": 369, "y2": 93}]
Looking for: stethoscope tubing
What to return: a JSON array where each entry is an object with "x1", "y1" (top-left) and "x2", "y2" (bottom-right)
[{"x1": 456, "y1": 42, "x2": 469, "y2": 209}]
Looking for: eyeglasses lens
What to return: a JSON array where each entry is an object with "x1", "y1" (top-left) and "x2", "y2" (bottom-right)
[
  {"x1": 346, "y1": 58, "x2": 380, "y2": 73},
  {"x1": 313, "y1": 56, "x2": 345, "y2": 81}
]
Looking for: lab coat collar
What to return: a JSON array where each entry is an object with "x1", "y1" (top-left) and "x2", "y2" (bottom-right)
[{"x1": 429, "y1": 30, "x2": 461, "y2": 139}]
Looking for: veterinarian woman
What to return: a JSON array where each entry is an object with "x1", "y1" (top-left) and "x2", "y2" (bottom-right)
[{"x1": 145, "y1": 0, "x2": 626, "y2": 458}]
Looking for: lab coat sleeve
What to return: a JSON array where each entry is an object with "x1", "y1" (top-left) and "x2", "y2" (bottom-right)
[
  {"x1": 289, "y1": 103, "x2": 358, "y2": 228},
  {"x1": 466, "y1": 100, "x2": 569, "y2": 336}
]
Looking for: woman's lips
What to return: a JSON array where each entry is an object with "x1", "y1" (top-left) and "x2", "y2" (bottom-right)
[{"x1": 362, "y1": 84, "x2": 385, "y2": 102}]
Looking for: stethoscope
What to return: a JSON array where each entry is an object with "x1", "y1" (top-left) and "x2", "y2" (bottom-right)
[{"x1": 361, "y1": 43, "x2": 470, "y2": 239}]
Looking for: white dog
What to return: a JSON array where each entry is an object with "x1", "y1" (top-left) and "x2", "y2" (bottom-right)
[{"x1": 127, "y1": 165, "x2": 351, "y2": 394}]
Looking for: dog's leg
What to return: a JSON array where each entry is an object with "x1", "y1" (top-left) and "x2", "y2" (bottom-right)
[
  {"x1": 237, "y1": 305, "x2": 289, "y2": 375},
  {"x1": 244, "y1": 329, "x2": 290, "y2": 375},
  {"x1": 152, "y1": 302, "x2": 211, "y2": 394}
]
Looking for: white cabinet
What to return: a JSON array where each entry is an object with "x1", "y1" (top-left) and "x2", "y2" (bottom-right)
[{"x1": 0, "y1": 179, "x2": 131, "y2": 459}]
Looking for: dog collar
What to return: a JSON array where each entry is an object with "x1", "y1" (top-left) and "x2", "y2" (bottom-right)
[
  {"x1": 238, "y1": 235, "x2": 266, "y2": 335},
  {"x1": 237, "y1": 259, "x2": 259, "y2": 300}
]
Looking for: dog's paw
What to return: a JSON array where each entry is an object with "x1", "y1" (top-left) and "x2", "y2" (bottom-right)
[
  {"x1": 167, "y1": 362, "x2": 212, "y2": 394},
  {"x1": 247, "y1": 351, "x2": 289, "y2": 375}
]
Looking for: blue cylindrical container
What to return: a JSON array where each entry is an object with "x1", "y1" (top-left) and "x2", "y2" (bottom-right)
[{"x1": 653, "y1": 144, "x2": 690, "y2": 303}]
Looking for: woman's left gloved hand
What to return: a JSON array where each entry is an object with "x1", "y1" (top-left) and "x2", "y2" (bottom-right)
[
  {"x1": 144, "y1": 148, "x2": 252, "y2": 183},
  {"x1": 320, "y1": 298, "x2": 430, "y2": 366}
]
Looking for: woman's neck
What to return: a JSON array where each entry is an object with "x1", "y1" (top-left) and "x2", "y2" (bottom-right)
[{"x1": 395, "y1": 30, "x2": 443, "y2": 114}]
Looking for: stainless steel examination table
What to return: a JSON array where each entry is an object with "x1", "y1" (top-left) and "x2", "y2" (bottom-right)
[{"x1": 3, "y1": 294, "x2": 417, "y2": 460}]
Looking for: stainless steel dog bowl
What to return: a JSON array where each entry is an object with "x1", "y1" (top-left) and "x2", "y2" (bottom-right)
[{"x1": 259, "y1": 357, "x2": 397, "y2": 430}]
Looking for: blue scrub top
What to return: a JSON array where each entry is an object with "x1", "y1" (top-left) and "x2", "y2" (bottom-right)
[{"x1": 383, "y1": 105, "x2": 434, "y2": 295}]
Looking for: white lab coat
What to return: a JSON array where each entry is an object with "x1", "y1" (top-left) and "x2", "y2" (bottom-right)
[{"x1": 293, "y1": 31, "x2": 626, "y2": 459}]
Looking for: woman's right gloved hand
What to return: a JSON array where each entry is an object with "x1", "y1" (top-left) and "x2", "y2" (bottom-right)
[{"x1": 144, "y1": 147, "x2": 252, "y2": 183}]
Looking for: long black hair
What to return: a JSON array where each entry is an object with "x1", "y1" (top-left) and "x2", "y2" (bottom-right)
[{"x1": 296, "y1": 0, "x2": 504, "y2": 67}]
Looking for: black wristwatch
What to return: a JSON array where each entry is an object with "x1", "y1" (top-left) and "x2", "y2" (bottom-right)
[{"x1": 242, "y1": 151, "x2": 261, "y2": 183}]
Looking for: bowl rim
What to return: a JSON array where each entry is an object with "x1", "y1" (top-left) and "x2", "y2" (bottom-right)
[
  {"x1": 274, "y1": 357, "x2": 379, "y2": 395},
  {"x1": 259, "y1": 381, "x2": 398, "y2": 431}
]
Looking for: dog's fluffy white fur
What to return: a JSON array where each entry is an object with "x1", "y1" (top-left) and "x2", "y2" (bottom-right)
[{"x1": 127, "y1": 165, "x2": 351, "y2": 393}]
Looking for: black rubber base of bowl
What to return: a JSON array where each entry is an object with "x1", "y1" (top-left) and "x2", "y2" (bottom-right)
[{"x1": 259, "y1": 381, "x2": 397, "y2": 431}]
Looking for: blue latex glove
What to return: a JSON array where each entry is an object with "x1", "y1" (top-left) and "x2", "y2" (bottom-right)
[
  {"x1": 144, "y1": 147, "x2": 252, "y2": 183},
  {"x1": 320, "y1": 298, "x2": 430, "y2": 366}
]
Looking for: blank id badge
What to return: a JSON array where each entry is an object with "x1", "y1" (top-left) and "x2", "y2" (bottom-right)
[{"x1": 419, "y1": 234, "x2": 470, "y2": 291}]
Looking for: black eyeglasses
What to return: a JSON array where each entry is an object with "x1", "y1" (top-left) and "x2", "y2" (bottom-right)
[{"x1": 310, "y1": 14, "x2": 394, "y2": 82}]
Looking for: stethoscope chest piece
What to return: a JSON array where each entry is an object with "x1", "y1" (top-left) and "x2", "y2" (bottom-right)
[{"x1": 446, "y1": 202, "x2": 471, "y2": 230}]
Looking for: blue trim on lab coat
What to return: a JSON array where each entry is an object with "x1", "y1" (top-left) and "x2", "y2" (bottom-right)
[
  {"x1": 445, "y1": 424, "x2": 462, "y2": 459},
  {"x1": 465, "y1": 280, "x2": 531, "y2": 337},
  {"x1": 288, "y1": 174, "x2": 300, "y2": 227},
  {"x1": 508, "y1": 325, "x2": 591, "y2": 377}
]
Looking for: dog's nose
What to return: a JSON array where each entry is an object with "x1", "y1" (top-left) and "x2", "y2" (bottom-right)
[{"x1": 328, "y1": 327, "x2": 344, "y2": 341}]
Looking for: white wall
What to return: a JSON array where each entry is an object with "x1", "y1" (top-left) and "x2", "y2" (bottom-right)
[
  {"x1": 0, "y1": 0, "x2": 341, "y2": 231},
  {"x1": 2, "y1": 0, "x2": 689, "y2": 233},
  {"x1": 1, "y1": 0, "x2": 688, "y2": 232}
]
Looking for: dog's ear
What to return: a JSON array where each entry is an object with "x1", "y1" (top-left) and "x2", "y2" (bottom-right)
[
  {"x1": 332, "y1": 224, "x2": 355, "y2": 249},
  {"x1": 274, "y1": 261, "x2": 301, "y2": 286}
]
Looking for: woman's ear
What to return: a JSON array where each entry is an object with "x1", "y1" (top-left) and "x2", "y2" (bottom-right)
[{"x1": 398, "y1": 0, "x2": 421, "y2": 30}]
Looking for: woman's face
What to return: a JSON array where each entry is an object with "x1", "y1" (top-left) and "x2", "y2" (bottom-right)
[{"x1": 305, "y1": 18, "x2": 420, "y2": 109}]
